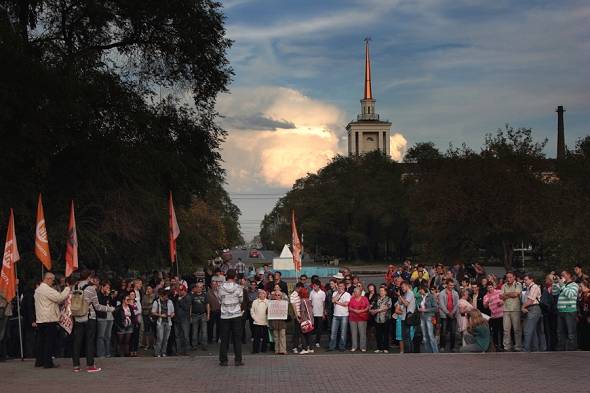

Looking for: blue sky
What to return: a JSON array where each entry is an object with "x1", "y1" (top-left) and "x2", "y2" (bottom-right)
[{"x1": 217, "y1": 0, "x2": 590, "y2": 241}]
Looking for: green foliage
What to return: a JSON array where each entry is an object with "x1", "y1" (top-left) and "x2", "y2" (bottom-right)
[
  {"x1": 261, "y1": 152, "x2": 409, "y2": 262},
  {"x1": 262, "y1": 126, "x2": 590, "y2": 272},
  {"x1": 0, "y1": 0, "x2": 240, "y2": 278}
]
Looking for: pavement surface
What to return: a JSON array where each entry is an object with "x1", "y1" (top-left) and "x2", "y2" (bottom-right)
[{"x1": 1, "y1": 351, "x2": 589, "y2": 392}]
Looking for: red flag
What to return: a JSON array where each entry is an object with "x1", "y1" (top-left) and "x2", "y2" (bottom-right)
[
  {"x1": 168, "y1": 192, "x2": 180, "y2": 263},
  {"x1": 0, "y1": 209, "x2": 20, "y2": 302},
  {"x1": 65, "y1": 201, "x2": 78, "y2": 277},
  {"x1": 291, "y1": 210, "x2": 302, "y2": 272},
  {"x1": 35, "y1": 194, "x2": 52, "y2": 270}
]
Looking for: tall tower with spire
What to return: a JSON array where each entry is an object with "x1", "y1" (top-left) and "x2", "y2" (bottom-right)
[{"x1": 347, "y1": 38, "x2": 392, "y2": 156}]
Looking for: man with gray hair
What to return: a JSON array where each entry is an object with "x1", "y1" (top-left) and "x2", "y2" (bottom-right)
[{"x1": 34, "y1": 272, "x2": 70, "y2": 368}]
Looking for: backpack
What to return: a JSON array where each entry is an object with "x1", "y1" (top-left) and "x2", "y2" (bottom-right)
[{"x1": 70, "y1": 284, "x2": 90, "y2": 318}]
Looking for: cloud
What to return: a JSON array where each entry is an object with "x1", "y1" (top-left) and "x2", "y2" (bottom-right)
[
  {"x1": 220, "y1": 86, "x2": 347, "y2": 188},
  {"x1": 227, "y1": 1, "x2": 401, "y2": 42},
  {"x1": 390, "y1": 133, "x2": 408, "y2": 161},
  {"x1": 223, "y1": 113, "x2": 295, "y2": 131}
]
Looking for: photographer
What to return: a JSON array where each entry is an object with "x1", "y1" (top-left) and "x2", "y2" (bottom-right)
[{"x1": 552, "y1": 270, "x2": 579, "y2": 351}]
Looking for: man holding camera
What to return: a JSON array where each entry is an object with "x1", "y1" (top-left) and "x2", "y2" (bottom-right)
[{"x1": 552, "y1": 270, "x2": 579, "y2": 351}]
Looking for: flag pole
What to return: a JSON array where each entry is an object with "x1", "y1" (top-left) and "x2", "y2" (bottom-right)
[
  {"x1": 14, "y1": 263, "x2": 24, "y2": 361},
  {"x1": 176, "y1": 254, "x2": 180, "y2": 278}
]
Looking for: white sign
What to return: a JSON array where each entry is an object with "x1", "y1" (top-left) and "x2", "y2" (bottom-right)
[{"x1": 267, "y1": 300, "x2": 288, "y2": 320}]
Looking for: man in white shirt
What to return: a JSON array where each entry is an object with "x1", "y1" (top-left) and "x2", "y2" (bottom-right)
[
  {"x1": 328, "y1": 282, "x2": 351, "y2": 351},
  {"x1": 310, "y1": 280, "x2": 326, "y2": 348},
  {"x1": 34, "y1": 272, "x2": 70, "y2": 368}
]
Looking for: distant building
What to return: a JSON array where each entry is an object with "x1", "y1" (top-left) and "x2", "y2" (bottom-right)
[{"x1": 347, "y1": 39, "x2": 392, "y2": 156}]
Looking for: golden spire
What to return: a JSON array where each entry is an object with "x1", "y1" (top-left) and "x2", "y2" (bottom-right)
[{"x1": 364, "y1": 37, "x2": 373, "y2": 100}]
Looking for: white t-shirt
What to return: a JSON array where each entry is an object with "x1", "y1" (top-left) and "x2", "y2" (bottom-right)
[
  {"x1": 310, "y1": 289, "x2": 326, "y2": 317},
  {"x1": 332, "y1": 291, "x2": 351, "y2": 317}
]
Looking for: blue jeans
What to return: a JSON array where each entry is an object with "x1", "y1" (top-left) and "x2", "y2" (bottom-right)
[
  {"x1": 421, "y1": 315, "x2": 438, "y2": 353},
  {"x1": 523, "y1": 305, "x2": 542, "y2": 352},
  {"x1": 557, "y1": 312, "x2": 577, "y2": 351},
  {"x1": 154, "y1": 321, "x2": 171, "y2": 356},
  {"x1": 191, "y1": 314, "x2": 208, "y2": 347},
  {"x1": 329, "y1": 316, "x2": 348, "y2": 350},
  {"x1": 96, "y1": 319, "x2": 113, "y2": 357}
]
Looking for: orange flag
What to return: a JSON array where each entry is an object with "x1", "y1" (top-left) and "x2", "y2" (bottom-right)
[
  {"x1": 291, "y1": 210, "x2": 302, "y2": 272},
  {"x1": 35, "y1": 194, "x2": 52, "y2": 270},
  {"x1": 65, "y1": 201, "x2": 78, "y2": 277},
  {"x1": 0, "y1": 209, "x2": 20, "y2": 302},
  {"x1": 168, "y1": 192, "x2": 180, "y2": 263}
]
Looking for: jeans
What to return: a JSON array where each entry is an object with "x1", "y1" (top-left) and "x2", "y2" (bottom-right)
[
  {"x1": 329, "y1": 316, "x2": 348, "y2": 350},
  {"x1": 137, "y1": 315, "x2": 144, "y2": 348},
  {"x1": 219, "y1": 317, "x2": 242, "y2": 363},
  {"x1": 523, "y1": 305, "x2": 542, "y2": 352},
  {"x1": 72, "y1": 319, "x2": 97, "y2": 367},
  {"x1": 460, "y1": 331, "x2": 483, "y2": 352},
  {"x1": 375, "y1": 322, "x2": 388, "y2": 350},
  {"x1": 96, "y1": 319, "x2": 113, "y2": 357},
  {"x1": 557, "y1": 312, "x2": 577, "y2": 351},
  {"x1": 440, "y1": 317, "x2": 457, "y2": 351},
  {"x1": 503, "y1": 311, "x2": 523, "y2": 351},
  {"x1": 154, "y1": 321, "x2": 171, "y2": 356},
  {"x1": 349, "y1": 320, "x2": 367, "y2": 350},
  {"x1": 420, "y1": 315, "x2": 438, "y2": 353},
  {"x1": 402, "y1": 322, "x2": 414, "y2": 353},
  {"x1": 174, "y1": 317, "x2": 190, "y2": 354},
  {"x1": 35, "y1": 322, "x2": 57, "y2": 368},
  {"x1": 191, "y1": 314, "x2": 208, "y2": 347}
]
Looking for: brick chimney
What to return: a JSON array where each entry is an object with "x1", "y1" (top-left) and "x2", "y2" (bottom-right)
[{"x1": 556, "y1": 105, "x2": 565, "y2": 160}]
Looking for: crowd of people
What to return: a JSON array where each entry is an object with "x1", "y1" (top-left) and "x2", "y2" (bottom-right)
[{"x1": 0, "y1": 259, "x2": 589, "y2": 370}]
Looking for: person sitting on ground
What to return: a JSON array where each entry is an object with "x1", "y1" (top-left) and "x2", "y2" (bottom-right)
[{"x1": 460, "y1": 309, "x2": 490, "y2": 353}]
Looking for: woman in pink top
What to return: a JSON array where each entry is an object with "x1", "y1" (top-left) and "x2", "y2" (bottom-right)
[
  {"x1": 483, "y1": 281, "x2": 504, "y2": 351},
  {"x1": 348, "y1": 287, "x2": 370, "y2": 352}
]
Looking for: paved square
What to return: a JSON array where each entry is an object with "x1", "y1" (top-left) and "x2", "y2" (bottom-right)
[{"x1": 1, "y1": 352, "x2": 588, "y2": 393}]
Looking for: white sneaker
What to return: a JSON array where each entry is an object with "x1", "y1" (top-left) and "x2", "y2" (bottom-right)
[
  {"x1": 315, "y1": 343, "x2": 320, "y2": 348},
  {"x1": 350, "y1": 348, "x2": 356, "y2": 352},
  {"x1": 374, "y1": 350, "x2": 381, "y2": 353},
  {"x1": 361, "y1": 349, "x2": 366, "y2": 352},
  {"x1": 383, "y1": 350, "x2": 389, "y2": 354},
  {"x1": 308, "y1": 349, "x2": 314, "y2": 353},
  {"x1": 292, "y1": 348, "x2": 299, "y2": 354},
  {"x1": 299, "y1": 350, "x2": 308, "y2": 355}
]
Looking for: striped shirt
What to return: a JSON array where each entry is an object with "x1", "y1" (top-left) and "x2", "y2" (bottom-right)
[{"x1": 552, "y1": 281, "x2": 579, "y2": 313}]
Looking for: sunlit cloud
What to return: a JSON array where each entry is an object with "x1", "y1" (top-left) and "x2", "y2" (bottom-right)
[
  {"x1": 219, "y1": 86, "x2": 347, "y2": 188},
  {"x1": 390, "y1": 133, "x2": 408, "y2": 161}
]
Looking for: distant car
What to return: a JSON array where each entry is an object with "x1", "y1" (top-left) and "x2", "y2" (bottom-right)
[
  {"x1": 241, "y1": 245, "x2": 247, "y2": 250},
  {"x1": 249, "y1": 249, "x2": 259, "y2": 258}
]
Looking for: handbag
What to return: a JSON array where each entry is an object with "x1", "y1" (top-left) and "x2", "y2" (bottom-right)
[
  {"x1": 300, "y1": 300, "x2": 314, "y2": 334},
  {"x1": 405, "y1": 310, "x2": 420, "y2": 326}
]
